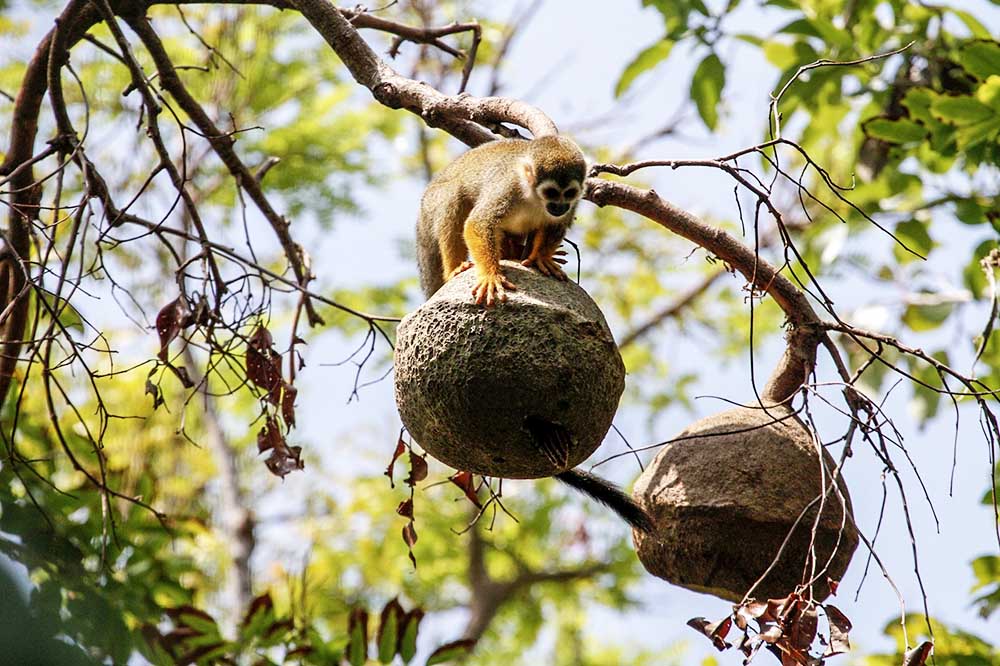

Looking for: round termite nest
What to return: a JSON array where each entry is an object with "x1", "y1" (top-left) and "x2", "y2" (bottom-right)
[
  {"x1": 394, "y1": 261, "x2": 625, "y2": 479},
  {"x1": 632, "y1": 406, "x2": 858, "y2": 602}
]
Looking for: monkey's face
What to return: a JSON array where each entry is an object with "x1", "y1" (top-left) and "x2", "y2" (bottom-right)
[{"x1": 535, "y1": 179, "x2": 582, "y2": 220}]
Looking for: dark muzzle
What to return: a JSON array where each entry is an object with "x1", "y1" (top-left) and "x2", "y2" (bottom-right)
[{"x1": 546, "y1": 202, "x2": 570, "y2": 217}]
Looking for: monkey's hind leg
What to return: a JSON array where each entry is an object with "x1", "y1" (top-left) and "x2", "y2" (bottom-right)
[
  {"x1": 464, "y1": 221, "x2": 515, "y2": 307},
  {"x1": 438, "y1": 221, "x2": 473, "y2": 284},
  {"x1": 522, "y1": 225, "x2": 568, "y2": 281}
]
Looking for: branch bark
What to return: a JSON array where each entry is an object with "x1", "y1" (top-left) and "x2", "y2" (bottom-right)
[
  {"x1": 585, "y1": 179, "x2": 822, "y2": 404},
  {"x1": 463, "y1": 521, "x2": 606, "y2": 642}
]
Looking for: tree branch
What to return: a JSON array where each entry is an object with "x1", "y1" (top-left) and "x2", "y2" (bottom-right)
[
  {"x1": 462, "y1": 521, "x2": 607, "y2": 642},
  {"x1": 585, "y1": 178, "x2": 822, "y2": 404},
  {"x1": 126, "y1": 13, "x2": 324, "y2": 326},
  {"x1": 291, "y1": 0, "x2": 558, "y2": 144}
]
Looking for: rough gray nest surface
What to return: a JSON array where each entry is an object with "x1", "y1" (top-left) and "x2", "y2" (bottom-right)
[
  {"x1": 632, "y1": 406, "x2": 858, "y2": 602},
  {"x1": 394, "y1": 261, "x2": 625, "y2": 479}
]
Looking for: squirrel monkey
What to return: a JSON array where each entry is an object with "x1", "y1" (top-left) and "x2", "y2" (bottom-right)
[
  {"x1": 412, "y1": 136, "x2": 655, "y2": 533},
  {"x1": 416, "y1": 135, "x2": 586, "y2": 305}
]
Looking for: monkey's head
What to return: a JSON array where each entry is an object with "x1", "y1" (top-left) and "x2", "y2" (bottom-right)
[{"x1": 523, "y1": 136, "x2": 586, "y2": 220}]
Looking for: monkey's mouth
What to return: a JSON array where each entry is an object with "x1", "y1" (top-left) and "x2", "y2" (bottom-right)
[{"x1": 546, "y1": 203, "x2": 570, "y2": 217}]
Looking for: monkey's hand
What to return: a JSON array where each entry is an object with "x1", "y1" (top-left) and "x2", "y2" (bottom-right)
[
  {"x1": 446, "y1": 260, "x2": 475, "y2": 281},
  {"x1": 522, "y1": 249, "x2": 568, "y2": 281},
  {"x1": 471, "y1": 271, "x2": 516, "y2": 307}
]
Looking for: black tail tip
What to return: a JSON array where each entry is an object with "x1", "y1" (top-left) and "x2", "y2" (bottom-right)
[{"x1": 555, "y1": 469, "x2": 657, "y2": 534}]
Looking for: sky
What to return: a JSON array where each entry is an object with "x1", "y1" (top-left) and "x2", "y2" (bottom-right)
[{"x1": 3, "y1": 0, "x2": 1000, "y2": 664}]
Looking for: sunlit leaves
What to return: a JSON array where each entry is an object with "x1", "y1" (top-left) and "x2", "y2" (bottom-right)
[
  {"x1": 425, "y1": 639, "x2": 477, "y2": 665},
  {"x1": 970, "y1": 555, "x2": 1000, "y2": 618},
  {"x1": 892, "y1": 219, "x2": 934, "y2": 263},
  {"x1": 957, "y1": 40, "x2": 1000, "y2": 80},
  {"x1": 614, "y1": 39, "x2": 674, "y2": 98},
  {"x1": 865, "y1": 615, "x2": 996, "y2": 665},
  {"x1": 863, "y1": 118, "x2": 928, "y2": 144},
  {"x1": 690, "y1": 53, "x2": 725, "y2": 129}
]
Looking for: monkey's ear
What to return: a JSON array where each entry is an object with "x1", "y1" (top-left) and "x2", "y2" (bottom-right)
[{"x1": 521, "y1": 158, "x2": 536, "y2": 187}]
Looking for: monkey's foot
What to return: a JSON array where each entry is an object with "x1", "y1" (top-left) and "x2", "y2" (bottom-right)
[
  {"x1": 471, "y1": 273, "x2": 516, "y2": 307},
  {"x1": 522, "y1": 253, "x2": 568, "y2": 281},
  {"x1": 446, "y1": 260, "x2": 474, "y2": 281}
]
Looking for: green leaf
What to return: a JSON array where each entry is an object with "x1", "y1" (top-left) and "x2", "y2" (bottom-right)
[
  {"x1": 732, "y1": 33, "x2": 764, "y2": 46},
  {"x1": 347, "y1": 608, "x2": 369, "y2": 666},
  {"x1": 240, "y1": 593, "x2": 276, "y2": 642},
  {"x1": 972, "y1": 556, "x2": 1000, "y2": 590},
  {"x1": 38, "y1": 289, "x2": 84, "y2": 333},
  {"x1": 977, "y1": 75, "x2": 1000, "y2": 111},
  {"x1": 690, "y1": 52, "x2": 725, "y2": 129},
  {"x1": 863, "y1": 117, "x2": 928, "y2": 143},
  {"x1": 957, "y1": 40, "x2": 1000, "y2": 80},
  {"x1": 931, "y1": 95, "x2": 995, "y2": 124},
  {"x1": 965, "y1": 240, "x2": 999, "y2": 297},
  {"x1": 425, "y1": 639, "x2": 476, "y2": 666},
  {"x1": 954, "y1": 115, "x2": 1000, "y2": 150},
  {"x1": 377, "y1": 599, "x2": 403, "y2": 664},
  {"x1": 765, "y1": 0, "x2": 800, "y2": 9},
  {"x1": 892, "y1": 219, "x2": 934, "y2": 264},
  {"x1": 805, "y1": 17, "x2": 852, "y2": 47},
  {"x1": 902, "y1": 87, "x2": 938, "y2": 123},
  {"x1": 902, "y1": 302, "x2": 953, "y2": 332},
  {"x1": 614, "y1": 39, "x2": 674, "y2": 98},
  {"x1": 775, "y1": 18, "x2": 821, "y2": 37},
  {"x1": 398, "y1": 609, "x2": 423, "y2": 664},
  {"x1": 763, "y1": 41, "x2": 797, "y2": 70}
]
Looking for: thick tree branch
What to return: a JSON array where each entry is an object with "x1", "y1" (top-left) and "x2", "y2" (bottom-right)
[
  {"x1": 585, "y1": 179, "x2": 823, "y2": 404},
  {"x1": 0, "y1": 0, "x2": 98, "y2": 414},
  {"x1": 291, "y1": 0, "x2": 558, "y2": 144}
]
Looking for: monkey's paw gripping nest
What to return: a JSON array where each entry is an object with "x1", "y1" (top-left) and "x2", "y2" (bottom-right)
[
  {"x1": 394, "y1": 261, "x2": 625, "y2": 479},
  {"x1": 632, "y1": 406, "x2": 858, "y2": 602}
]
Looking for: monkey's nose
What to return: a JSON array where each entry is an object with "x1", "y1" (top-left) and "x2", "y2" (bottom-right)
[{"x1": 546, "y1": 203, "x2": 570, "y2": 217}]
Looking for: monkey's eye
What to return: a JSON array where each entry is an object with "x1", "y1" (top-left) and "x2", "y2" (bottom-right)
[
  {"x1": 564, "y1": 188, "x2": 579, "y2": 199},
  {"x1": 542, "y1": 187, "x2": 559, "y2": 199}
]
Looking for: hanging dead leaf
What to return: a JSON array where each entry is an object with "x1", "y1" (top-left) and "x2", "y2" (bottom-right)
[
  {"x1": 246, "y1": 325, "x2": 283, "y2": 404},
  {"x1": 145, "y1": 374, "x2": 163, "y2": 410},
  {"x1": 156, "y1": 298, "x2": 190, "y2": 363},
  {"x1": 402, "y1": 521, "x2": 418, "y2": 567},
  {"x1": 264, "y1": 444, "x2": 304, "y2": 478},
  {"x1": 787, "y1": 605, "x2": 818, "y2": 652},
  {"x1": 759, "y1": 621, "x2": 784, "y2": 644},
  {"x1": 902, "y1": 641, "x2": 933, "y2": 666},
  {"x1": 687, "y1": 616, "x2": 732, "y2": 651},
  {"x1": 448, "y1": 471, "x2": 482, "y2": 508},
  {"x1": 405, "y1": 451, "x2": 428, "y2": 487},
  {"x1": 281, "y1": 383, "x2": 298, "y2": 428},
  {"x1": 397, "y1": 499, "x2": 414, "y2": 519},
  {"x1": 735, "y1": 600, "x2": 770, "y2": 630},
  {"x1": 385, "y1": 437, "x2": 407, "y2": 488},
  {"x1": 257, "y1": 417, "x2": 282, "y2": 453},
  {"x1": 823, "y1": 604, "x2": 852, "y2": 656}
]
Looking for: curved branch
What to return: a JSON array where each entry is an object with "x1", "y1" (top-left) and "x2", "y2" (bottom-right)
[
  {"x1": 290, "y1": 0, "x2": 558, "y2": 144},
  {"x1": 585, "y1": 178, "x2": 823, "y2": 403},
  {"x1": 0, "y1": 0, "x2": 97, "y2": 413}
]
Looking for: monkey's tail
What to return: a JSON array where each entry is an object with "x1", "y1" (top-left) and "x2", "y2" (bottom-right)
[
  {"x1": 555, "y1": 469, "x2": 654, "y2": 533},
  {"x1": 416, "y1": 213, "x2": 444, "y2": 298}
]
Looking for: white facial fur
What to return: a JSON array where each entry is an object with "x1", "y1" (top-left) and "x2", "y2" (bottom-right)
[{"x1": 534, "y1": 179, "x2": 582, "y2": 219}]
